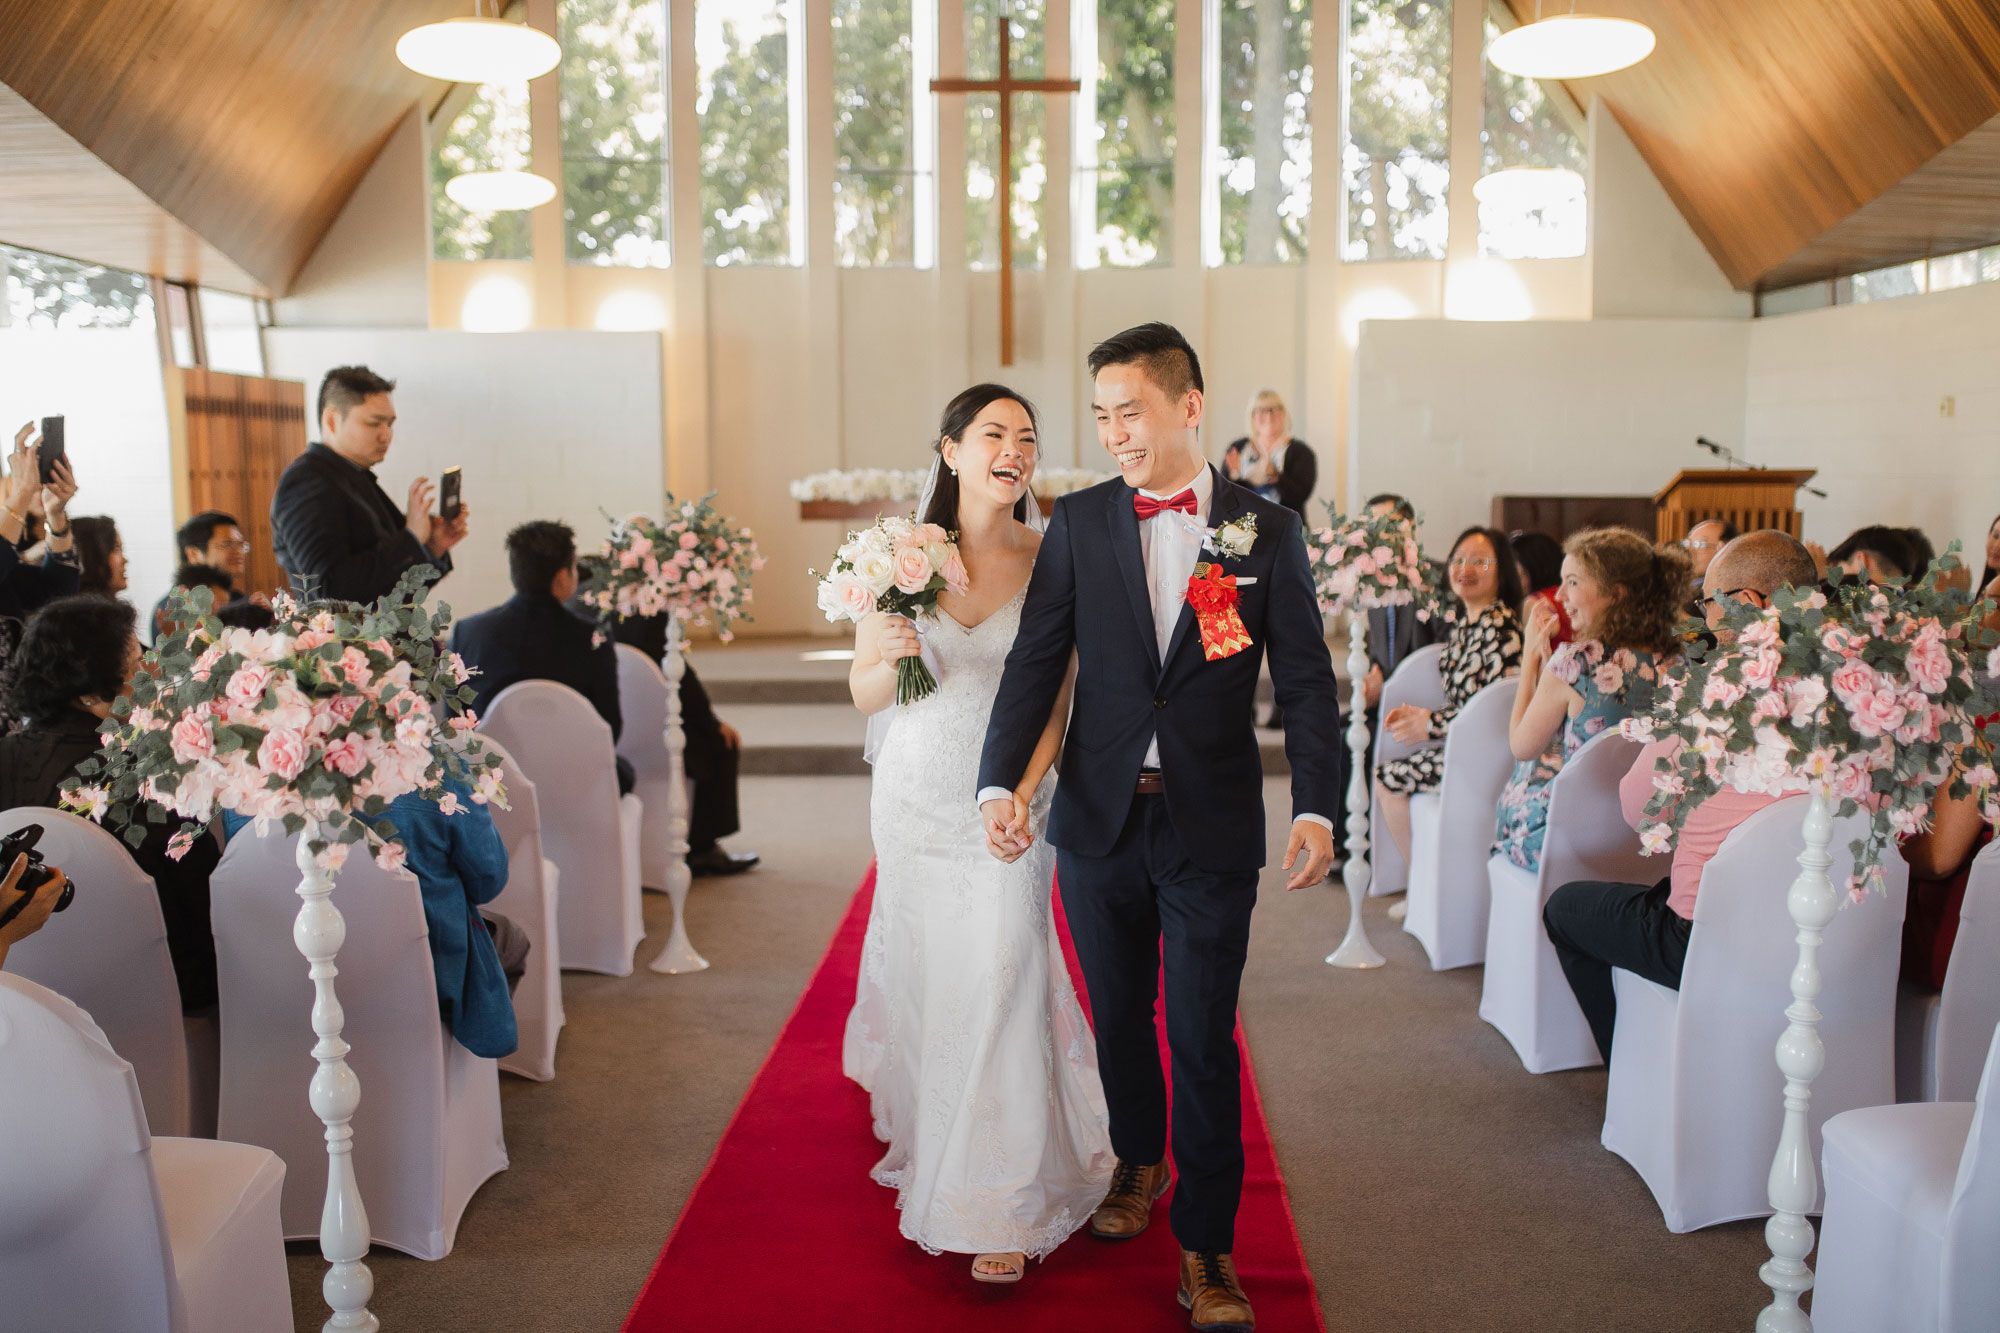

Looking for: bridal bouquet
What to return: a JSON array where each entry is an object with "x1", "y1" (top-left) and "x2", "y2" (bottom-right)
[
  {"x1": 581, "y1": 496, "x2": 764, "y2": 642},
  {"x1": 814, "y1": 515, "x2": 969, "y2": 704},
  {"x1": 1306, "y1": 504, "x2": 1443, "y2": 619},
  {"x1": 59, "y1": 569, "x2": 505, "y2": 872},
  {"x1": 1622, "y1": 550, "x2": 2000, "y2": 898}
]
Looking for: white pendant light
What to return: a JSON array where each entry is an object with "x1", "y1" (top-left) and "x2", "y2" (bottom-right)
[
  {"x1": 446, "y1": 169, "x2": 557, "y2": 212},
  {"x1": 1473, "y1": 166, "x2": 1586, "y2": 206},
  {"x1": 397, "y1": 6, "x2": 560, "y2": 84},
  {"x1": 1488, "y1": 11, "x2": 1655, "y2": 80}
]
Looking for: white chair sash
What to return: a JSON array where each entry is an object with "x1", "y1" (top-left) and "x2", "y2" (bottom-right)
[
  {"x1": 1935, "y1": 842, "x2": 2000, "y2": 1103},
  {"x1": 471, "y1": 733, "x2": 567, "y2": 1081},
  {"x1": 1403, "y1": 678, "x2": 1515, "y2": 970},
  {"x1": 1368, "y1": 642, "x2": 1446, "y2": 898}
]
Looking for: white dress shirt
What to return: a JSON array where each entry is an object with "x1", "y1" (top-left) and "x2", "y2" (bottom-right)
[{"x1": 979, "y1": 466, "x2": 1332, "y2": 836}]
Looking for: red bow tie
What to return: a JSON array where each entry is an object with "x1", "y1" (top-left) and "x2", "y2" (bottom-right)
[{"x1": 1133, "y1": 489, "x2": 1198, "y2": 521}]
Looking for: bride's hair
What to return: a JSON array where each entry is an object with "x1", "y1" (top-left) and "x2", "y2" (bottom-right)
[{"x1": 920, "y1": 383, "x2": 1040, "y2": 531}]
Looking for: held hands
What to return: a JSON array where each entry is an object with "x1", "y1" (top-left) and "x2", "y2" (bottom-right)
[
  {"x1": 1282, "y1": 820, "x2": 1336, "y2": 891},
  {"x1": 1360, "y1": 662, "x2": 1384, "y2": 709},
  {"x1": 1384, "y1": 704, "x2": 1431, "y2": 745},
  {"x1": 982, "y1": 794, "x2": 1034, "y2": 863}
]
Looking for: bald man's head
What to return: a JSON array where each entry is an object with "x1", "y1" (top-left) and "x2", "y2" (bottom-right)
[{"x1": 1706, "y1": 530, "x2": 1820, "y2": 600}]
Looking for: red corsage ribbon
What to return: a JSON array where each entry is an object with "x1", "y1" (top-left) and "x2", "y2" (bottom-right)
[{"x1": 1187, "y1": 563, "x2": 1252, "y2": 661}]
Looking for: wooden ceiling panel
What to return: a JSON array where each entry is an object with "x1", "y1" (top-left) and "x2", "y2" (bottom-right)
[
  {"x1": 0, "y1": 0, "x2": 466, "y2": 294},
  {"x1": 1502, "y1": 0, "x2": 2000, "y2": 290}
]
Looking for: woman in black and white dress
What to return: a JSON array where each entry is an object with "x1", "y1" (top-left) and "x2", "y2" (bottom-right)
[{"x1": 1374, "y1": 525, "x2": 1524, "y2": 863}]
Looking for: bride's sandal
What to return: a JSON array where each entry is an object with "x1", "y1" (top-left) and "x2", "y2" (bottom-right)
[{"x1": 971, "y1": 1252, "x2": 1027, "y2": 1284}]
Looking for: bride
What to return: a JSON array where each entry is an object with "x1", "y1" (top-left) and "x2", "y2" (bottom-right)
[{"x1": 842, "y1": 384, "x2": 1113, "y2": 1284}]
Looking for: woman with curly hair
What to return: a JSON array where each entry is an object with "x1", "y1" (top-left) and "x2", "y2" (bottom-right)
[
  {"x1": 1491, "y1": 528, "x2": 1689, "y2": 872},
  {"x1": 0, "y1": 595, "x2": 220, "y2": 1012}
]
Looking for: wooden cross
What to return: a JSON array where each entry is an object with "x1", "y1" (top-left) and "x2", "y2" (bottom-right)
[{"x1": 932, "y1": 14, "x2": 1079, "y2": 366}]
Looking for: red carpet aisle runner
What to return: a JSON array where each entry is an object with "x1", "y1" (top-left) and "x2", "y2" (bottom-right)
[{"x1": 624, "y1": 868, "x2": 1325, "y2": 1332}]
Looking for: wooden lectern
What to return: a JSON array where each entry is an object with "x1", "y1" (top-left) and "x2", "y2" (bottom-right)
[{"x1": 1654, "y1": 469, "x2": 1817, "y2": 544}]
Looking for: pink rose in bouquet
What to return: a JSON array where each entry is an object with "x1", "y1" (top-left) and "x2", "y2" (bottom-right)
[{"x1": 813, "y1": 513, "x2": 967, "y2": 704}]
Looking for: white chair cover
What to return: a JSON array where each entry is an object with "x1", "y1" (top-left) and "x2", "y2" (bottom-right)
[
  {"x1": 1601, "y1": 795, "x2": 1909, "y2": 1232},
  {"x1": 1368, "y1": 642, "x2": 1446, "y2": 898},
  {"x1": 1934, "y1": 842, "x2": 2000, "y2": 1104},
  {"x1": 211, "y1": 825, "x2": 507, "y2": 1259},
  {"x1": 1479, "y1": 731, "x2": 1651, "y2": 1073},
  {"x1": 471, "y1": 733, "x2": 567, "y2": 1082},
  {"x1": 616, "y1": 644, "x2": 690, "y2": 893},
  {"x1": 1403, "y1": 678, "x2": 1515, "y2": 970},
  {"x1": 479, "y1": 680, "x2": 646, "y2": 977},
  {"x1": 1815, "y1": 1023, "x2": 2000, "y2": 1332},
  {"x1": 0, "y1": 806, "x2": 192, "y2": 1137},
  {"x1": 0, "y1": 972, "x2": 290, "y2": 1333},
  {"x1": 1896, "y1": 982, "x2": 1944, "y2": 1104}
]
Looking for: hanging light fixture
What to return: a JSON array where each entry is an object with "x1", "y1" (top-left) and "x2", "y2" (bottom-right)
[
  {"x1": 1488, "y1": 5, "x2": 1655, "y2": 80},
  {"x1": 397, "y1": 2, "x2": 560, "y2": 84},
  {"x1": 1473, "y1": 166, "x2": 1586, "y2": 206},
  {"x1": 446, "y1": 169, "x2": 557, "y2": 212}
]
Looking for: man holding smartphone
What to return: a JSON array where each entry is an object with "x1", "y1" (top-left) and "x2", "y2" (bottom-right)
[{"x1": 271, "y1": 366, "x2": 471, "y2": 604}]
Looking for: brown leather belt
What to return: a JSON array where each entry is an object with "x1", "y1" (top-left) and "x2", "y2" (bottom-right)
[{"x1": 1135, "y1": 771, "x2": 1164, "y2": 795}]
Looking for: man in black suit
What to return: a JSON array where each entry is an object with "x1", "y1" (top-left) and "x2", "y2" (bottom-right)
[
  {"x1": 978, "y1": 323, "x2": 1340, "y2": 1330},
  {"x1": 451, "y1": 521, "x2": 633, "y2": 796},
  {"x1": 270, "y1": 366, "x2": 469, "y2": 603}
]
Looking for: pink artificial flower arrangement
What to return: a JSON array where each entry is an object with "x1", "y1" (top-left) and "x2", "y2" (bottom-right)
[
  {"x1": 60, "y1": 569, "x2": 505, "y2": 871},
  {"x1": 1306, "y1": 503, "x2": 1444, "y2": 619},
  {"x1": 582, "y1": 495, "x2": 764, "y2": 642},
  {"x1": 1623, "y1": 552, "x2": 2000, "y2": 899},
  {"x1": 813, "y1": 514, "x2": 969, "y2": 704}
]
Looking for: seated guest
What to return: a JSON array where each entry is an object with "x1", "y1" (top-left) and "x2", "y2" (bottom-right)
[
  {"x1": 151, "y1": 511, "x2": 255, "y2": 640},
  {"x1": 1510, "y1": 529, "x2": 1572, "y2": 648},
  {"x1": 1493, "y1": 528, "x2": 1687, "y2": 872},
  {"x1": 215, "y1": 599, "x2": 278, "y2": 632},
  {"x1": 1981, "y1": 510, "x2": 2000, "y2": 594},
  {"x1": 270, "y1": 366, "x2": 469, "y2": 603},
  {"x1": 1540, "y1": 532, "x2": 1818, "y2": 1062},
  {"x1": 1900, "y1": 775, "x2": 1994, "y2": 993},
  {"x1": 151, "y1": 562, "x2": 234, "y2": 643},
  {"x1": 1219, "y1": 389, "x2": 1315, "y2": 520},
  {"x1": 1897, "y1": 526, "x2": 1937, "y2": 577},
  {"x1": 0, "y1": 597, "x2": 220, "y2": 1012},
  {"x1": 452, "y1": 521, "x2": 633, "y2": 795},
  {"x1": 1374, "y1": 526, "x2": 1524, "y2": 863},
  {"x1": 1681, "y1": 518, "x2": 1738, "y2": 606},
  {"x1": 71, "y1": 516, "x2": 127, "y2": 600},
  {"x1": 1822, "y1": 525, "x2": 1919, "y2": 584},
  {"x1": 571, "y1": 558, "x2": 758, "y2": 877},
  {"x1": 0, "y1": 424, "x2": 81, "y2": 627}
]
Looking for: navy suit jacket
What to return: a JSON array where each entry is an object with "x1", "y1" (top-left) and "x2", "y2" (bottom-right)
[
  {"x1": 450, "y1": 593, "x2": 622, "y2": 743},
  {"x1": 977, "y1": 467, "x2": 1342, "y2": 873}
]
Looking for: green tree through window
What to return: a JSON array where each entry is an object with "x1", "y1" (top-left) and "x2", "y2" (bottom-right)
[
  {"x1": 1477, "y1": 12, "x2": 1584, "y2": 259},
  {"x1": 1343, "y1": 0, "x2": 1449, "y2": 262},
  {"x1": 698, "y1": 0, "x2": 797, "y2": 265},
  {"x1": 833, "y1": 0, "x2": 928, "y2": 266},
  {"x1": 560, "y1": 0, "x2": 671, "y2": 266},
  {"x1": 0, "y1": 244, "x2": 152, "y2": 329},
  {"x1": 1215, "y1": 0, "x2": 1312, "y2": 265},
  {"x1": 1081, "y1": 0, "x2": 1175, "y2": 267},
  {"x1": 964, "y1": 0, "x2": 1048, "y2": 271},
  {"x1": 431, "y1": 82, "x2": 535, "y2": 262}
]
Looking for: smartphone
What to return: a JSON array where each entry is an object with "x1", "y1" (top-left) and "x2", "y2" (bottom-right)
[
  {"x1": 37, "y1": 416, "x2": 65, "y2": 485},
  {"x1": 438, "y1": 466, "x2": 463, "y2": 521}
]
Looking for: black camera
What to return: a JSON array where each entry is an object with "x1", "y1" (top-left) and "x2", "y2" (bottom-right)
[{"x1": 0, "y1": 823, "x2": 73, "y2": 928}]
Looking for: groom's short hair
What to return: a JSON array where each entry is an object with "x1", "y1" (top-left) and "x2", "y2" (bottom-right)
[{"x1": 1088, "y1": 322, "x2": 1204, "y2": 400}]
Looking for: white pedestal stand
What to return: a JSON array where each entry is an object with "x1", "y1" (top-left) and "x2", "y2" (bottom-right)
[
  {"x1": 1327, "y1": 613, "x2": 1385, "y2": 969},
  {"x1": 1756, "y1": 788, "x2": 1836, "y2": 1331},
  {"x1": 293, "y1": 835, "x2": 378, "y2": 1332},
  {"x1": 650, "y1": 615, "x2": 709, "y2": 974}
]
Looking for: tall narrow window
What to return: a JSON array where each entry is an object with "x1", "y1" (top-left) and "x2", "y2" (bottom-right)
[
  {"x1": 1342, "y1": 0, "x2": 1449, "y2": 262},
  {"x1": 431, "y1": 83, "x2": 535, "y2": 262},
  {"x1": 561, "y1": 0, "x2": 671, "y2": 266},
  {"x1": 965, "y1": 0, "x2": 1048, "y2": 271},
  {"x1": 698, "y1": 0, "x2": 802, "y2": 265},
  {"x1": 1477, "y1": 13, "x2": 1583, "y2": 259},
  {"x1": 1077, "y1": 0, "x2": 1175, "y2": 267},
  {"x1": 1212, "y1": 0, "x2": 1312, "y2": 265},
  {"x1": 834, "y1": 0, "x2": 934, "y2": 266}
]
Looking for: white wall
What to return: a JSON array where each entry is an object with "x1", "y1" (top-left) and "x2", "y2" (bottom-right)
[
  {"x1": 0, "y1": 326, "x2": 177, "y2": 617},
  {"x1": 1746, "y1": 281, "x2": 2000, "y2": 560},
  {"x1": 274, "y1": 109, "x2": 430, "y2": 329},
  {"x1": 1588, "y1": 100, "x2": 1752, "y2": 322},
  {"x1": 263, "y1": 327, "x2": 665, "y2": 622},
  {"x1": 1351, "y1": 317, "x2": 1751, "y2": 544}
]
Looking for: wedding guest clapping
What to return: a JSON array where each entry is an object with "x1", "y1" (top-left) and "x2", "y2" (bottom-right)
[
  {"x1": 1219, "y1": 389, "x2": 1315, "y2": 520},
  {"x1": 1373, "y1": 526, "x2": 1523, "y2": 864},
  {"x1": 1492, "y1": 528, "x2": 1687, "y2": 872}
]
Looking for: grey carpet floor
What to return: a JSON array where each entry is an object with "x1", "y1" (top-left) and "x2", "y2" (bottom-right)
[{"x1": 284, "y1": 776, "x2": 1771, "y2": 1331}]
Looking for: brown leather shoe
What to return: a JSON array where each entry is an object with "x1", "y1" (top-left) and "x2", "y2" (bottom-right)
[
  {"x1": 1088, "y1": 1158, "x2": 1171, "y2": 1239},
  {"x1": 1178, "y1": 1250, "x2": 1255, "y2": 1332}
]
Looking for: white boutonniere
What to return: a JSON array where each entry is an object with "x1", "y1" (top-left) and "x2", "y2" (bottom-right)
[{"x1": 1204, "y1": 513, "x2": 1258, "y2": 559}]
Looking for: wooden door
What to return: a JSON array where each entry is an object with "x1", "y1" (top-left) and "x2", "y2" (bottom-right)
[{"x1": 177, "y1": 367, "x2": 306, "y2": 598}]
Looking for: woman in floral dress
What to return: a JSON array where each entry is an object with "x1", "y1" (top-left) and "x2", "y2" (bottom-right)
[
  {"x1": 1375, "y1": 526, "x2": 1524, "y2": 863},
  {"x1": 1493, "y1": 528, "x2": 1690, "y2": 871}
]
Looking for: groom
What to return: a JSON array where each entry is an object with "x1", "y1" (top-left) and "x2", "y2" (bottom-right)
[{"x1": 978, "y1": 323, "x2": 1341, "y2": 1331}]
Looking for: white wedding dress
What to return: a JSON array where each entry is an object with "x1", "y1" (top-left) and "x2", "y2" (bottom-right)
[{"x1": 843, "y1": 583, "x2": 1114, "y2": 1258}]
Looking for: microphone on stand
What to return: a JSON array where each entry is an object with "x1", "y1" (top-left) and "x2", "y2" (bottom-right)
[{"x1": 1695, "y1": 435, "x2": 1828, "y2": 498}]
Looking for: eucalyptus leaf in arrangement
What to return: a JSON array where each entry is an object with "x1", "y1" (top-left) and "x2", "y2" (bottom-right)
[
  {"x1": 59, "y1": 568, "x2": 508, "y2": 872},
  {"x1": 581, "y1": 495, "x2": 764, "y2": 640},
  {"x1": 1306, "y1": 502, "x2": 1448, "y2": 619},
  {"x1": 812, "y1": 514, "x2": 970, "y2": 705},
  {"x1": 1622, "y1": 546, "x2": 2000, "y2": 899}
]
